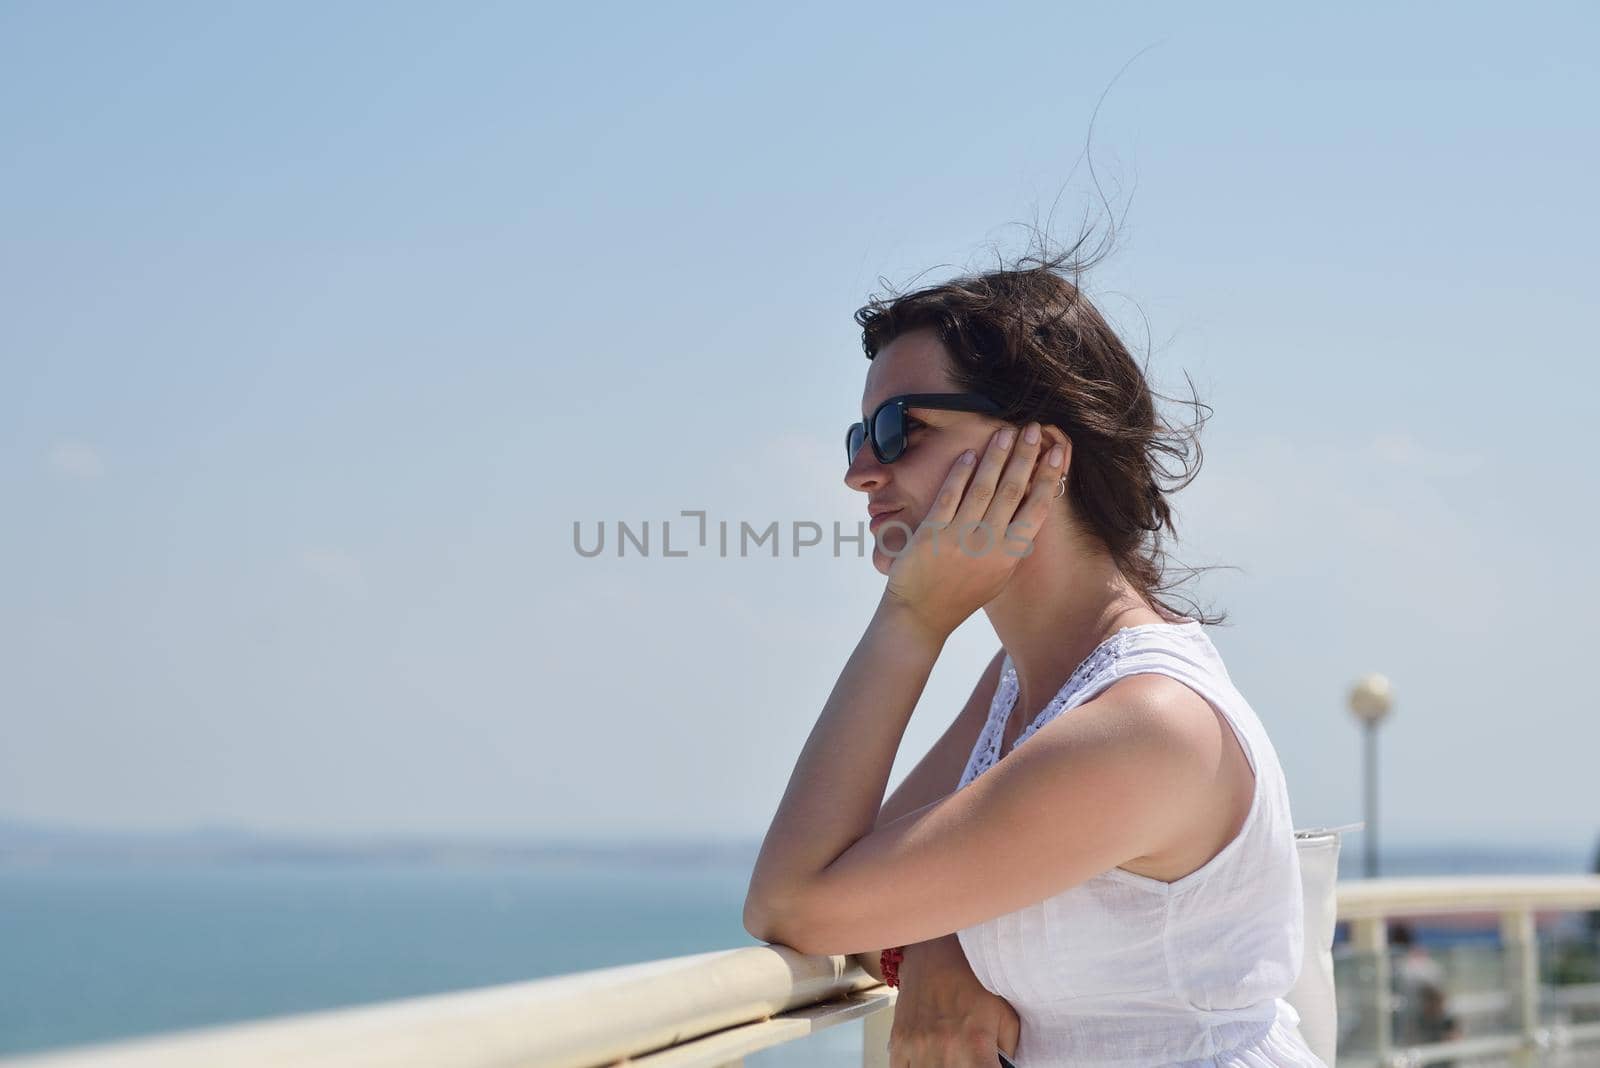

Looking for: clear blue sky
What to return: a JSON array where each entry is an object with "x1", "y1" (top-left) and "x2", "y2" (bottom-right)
[{"x1": 3, "y1": 1, "x2": 1595, "y2": 852}]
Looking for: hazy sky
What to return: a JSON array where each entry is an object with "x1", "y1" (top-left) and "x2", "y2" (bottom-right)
[{"x1": 3, "y1": 1, "x2": 1595, "y2": 853}]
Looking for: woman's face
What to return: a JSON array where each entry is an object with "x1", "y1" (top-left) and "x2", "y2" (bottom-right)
[{"x1": 844, "y1": 328, "x2": 1009, "y2": 575}]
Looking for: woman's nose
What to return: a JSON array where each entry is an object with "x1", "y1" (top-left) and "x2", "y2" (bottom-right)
[{"x1": 843, "y1": 447, "x2": 885, "y2": 493}]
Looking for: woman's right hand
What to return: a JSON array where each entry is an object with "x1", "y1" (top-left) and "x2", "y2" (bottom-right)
[{"x1": 888, "y1": 934, "x2": 1021, "y2": 1067}]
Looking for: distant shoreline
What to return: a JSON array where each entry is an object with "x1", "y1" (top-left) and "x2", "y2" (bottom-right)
[
  {"x1": 0, "y1": 817, "x2": 1591, "y2": 874},
  {"x1": 0, "y1": 818, "x2": 761, "y2": 870}
]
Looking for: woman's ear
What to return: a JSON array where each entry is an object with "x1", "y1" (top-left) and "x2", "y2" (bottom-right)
[{"x1": 1044, "y1": 426, "x2": 1074, "y2": 479}]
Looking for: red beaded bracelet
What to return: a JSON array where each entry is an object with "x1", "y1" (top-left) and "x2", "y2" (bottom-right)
[{"x1": 880, "y1": 946, "x2": 905, "y2": 988}]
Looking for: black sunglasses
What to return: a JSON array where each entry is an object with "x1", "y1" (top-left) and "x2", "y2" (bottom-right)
[{"x1": 846, "y1": 393, "x2": 1006, "y2": 465}]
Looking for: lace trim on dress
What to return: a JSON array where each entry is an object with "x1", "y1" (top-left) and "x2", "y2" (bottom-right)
[{"x1": 961, "y1": 629, "x2": 1133, "y2": 788}]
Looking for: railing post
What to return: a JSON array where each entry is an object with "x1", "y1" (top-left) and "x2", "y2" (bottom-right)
[
  {"x1": 1352, "y1": 915, "x2": 1392, "y2": 1063},
  {"x1": 862, "y1": 999, "x2": 894, "y2": 1068},
  {"x1": 1501, "y1": 906, "x2": 1540, "y2": 1067}
]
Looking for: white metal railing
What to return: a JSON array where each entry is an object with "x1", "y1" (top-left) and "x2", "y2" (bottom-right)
[
  {"x1": 1332, "y1": 875, "x2": 1600, "y2": 1068},
  {"x1": 3, "y1": 876, "x2": 1599, "y2": 1068}
]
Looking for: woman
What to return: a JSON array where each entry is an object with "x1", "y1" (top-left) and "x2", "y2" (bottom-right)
[{"x1": 743, "y1": 245, "x2": 1324, "y2": 1067}]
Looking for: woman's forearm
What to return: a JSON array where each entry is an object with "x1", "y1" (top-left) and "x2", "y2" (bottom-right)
[
  {"x1": 849, "y1": 750, "x2": 973, "y2": 979},
  {"x1": 851, "y1": 950, "x2": 887, "y2": 983},
  {"x1": 744, "y1": 594, "x2": 947, "y2": 932},
  {"x1": 851, "y1": 932, "x2": 967, "y2": 985}
]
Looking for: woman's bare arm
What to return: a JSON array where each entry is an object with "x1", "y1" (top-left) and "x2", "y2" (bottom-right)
[{"x1": 849, "y1": 648, "x2": 1005, "y2": 980}]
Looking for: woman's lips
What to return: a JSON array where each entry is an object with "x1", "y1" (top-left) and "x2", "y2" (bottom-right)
[{"x1": 868, "y1": 507, "x2": 904, "y2": 532}]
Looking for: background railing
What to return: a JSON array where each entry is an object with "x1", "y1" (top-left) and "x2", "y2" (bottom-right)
[
  {"x1": 4, "y1": 876, "x2": 1599, "y2": 1068},
  {"x1": 1332, "y1": 876, "x2": 1600, "y2": 1068}
]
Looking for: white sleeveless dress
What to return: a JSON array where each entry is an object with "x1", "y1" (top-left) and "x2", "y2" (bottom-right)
[{"x1": 953, "y1": 616, "x2": 1328, "y2": 1067}]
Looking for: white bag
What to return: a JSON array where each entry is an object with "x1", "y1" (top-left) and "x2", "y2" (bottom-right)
[{"x1": 1285, "y1": 822, "x2": 1361, "y2": 1066}]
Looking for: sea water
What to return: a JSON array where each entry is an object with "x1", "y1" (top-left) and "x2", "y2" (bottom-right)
[
  {"x1": 1, "y1": 845, "x2": 1591, "y2": 1061},
  {"x1": 0, "y1": 858, "x2": 769, "y2": 1059}
]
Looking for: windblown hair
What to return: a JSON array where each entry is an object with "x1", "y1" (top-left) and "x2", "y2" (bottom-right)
[{"x1": 853, "y1": 226, "x2": 1228, "y2": 626}]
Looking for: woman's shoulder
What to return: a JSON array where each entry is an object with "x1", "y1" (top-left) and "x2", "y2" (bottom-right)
[
  {"x1": 1082, "y1": 672, "x2": 1232, "y2": 757},
  {"x1": 1085, "y1": 672, "x2": 1259, "y2": 886}
]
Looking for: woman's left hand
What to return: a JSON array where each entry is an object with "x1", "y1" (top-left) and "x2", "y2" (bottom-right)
[{"x1": 883, "y1": 421, "x2": 1065, "y2": 641}]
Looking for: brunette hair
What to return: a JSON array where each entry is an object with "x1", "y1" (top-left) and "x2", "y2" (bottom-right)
[{"x1": 853, "y1": 226, "x2": 1228, "y2": 626}]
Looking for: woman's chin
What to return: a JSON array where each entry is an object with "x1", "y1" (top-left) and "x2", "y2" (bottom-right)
[
  {"x1": 869, "y1": 537, "x2": 905, "y2": 575},
  {"x1": 869, "y1": 521, "x2": 919, "y2": 573}
]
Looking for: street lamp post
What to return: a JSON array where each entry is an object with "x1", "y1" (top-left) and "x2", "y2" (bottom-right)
[{"x1": 1348, "y1": 673, "x2": 1393, "y2": 879}]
